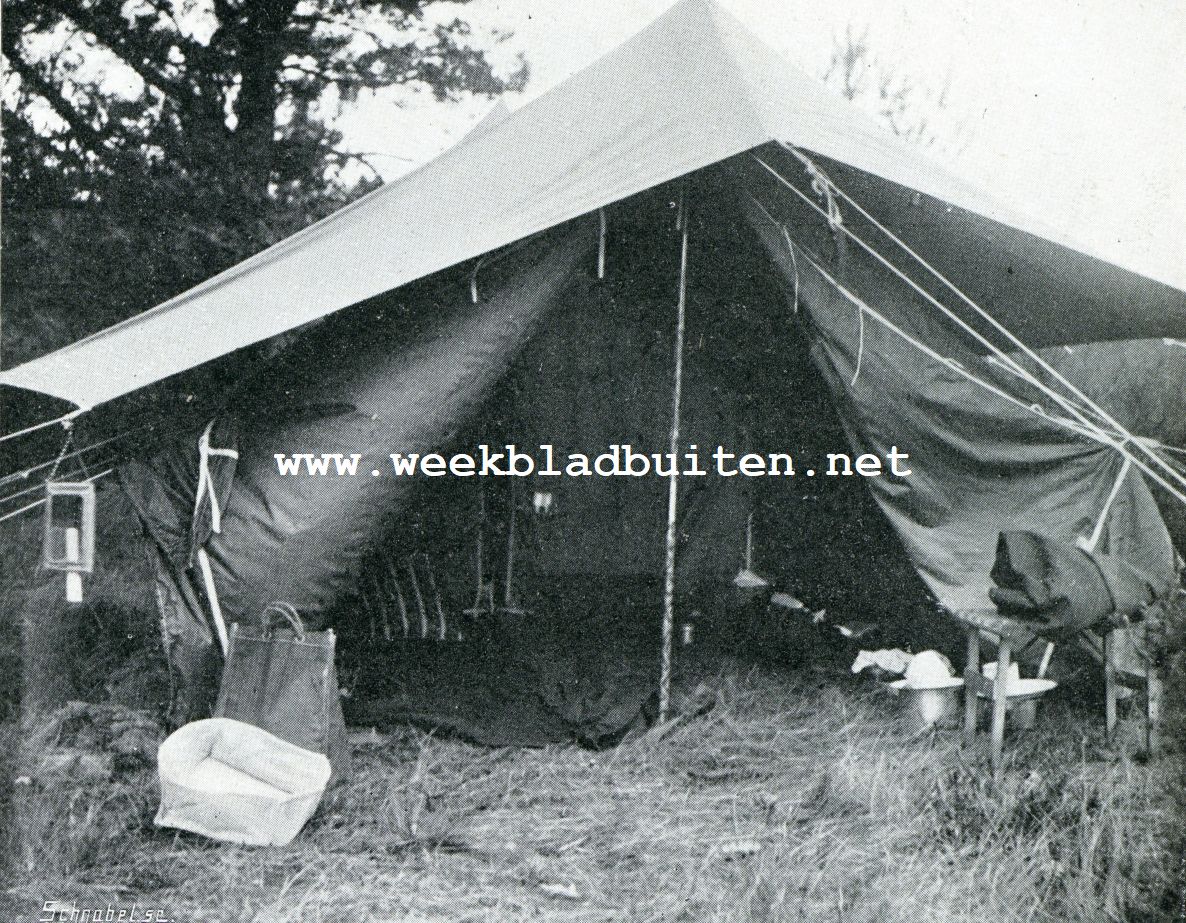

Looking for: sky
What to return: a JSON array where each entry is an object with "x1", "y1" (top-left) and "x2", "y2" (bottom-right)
[{"x1": 335, "y1": 0, "x2": 1185, "y2": 289}]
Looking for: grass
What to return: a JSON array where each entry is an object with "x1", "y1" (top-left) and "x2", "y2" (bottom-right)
[
  {"x1": 3, "y1": 660, "x2": 1182, "y2": 923},
  {"x1": 2, "y1": 491, "x2": 1183, "y2": 920},
  {"x1": 0, "y1": 489, "x2": 162, "y2": 720}
]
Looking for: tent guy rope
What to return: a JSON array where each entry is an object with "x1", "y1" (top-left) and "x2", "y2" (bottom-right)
[
  {"x1": 774, "y1": 141, "x2": 1186, "y2": 501},
  {"x1": 753, "y1": 149, "x2": 1186, "y2": 509},
  {"x1": 0, "y1": 423, "x2": 151, "y2": 488},
  {"x1": 789, "y1": 242, "x2": 1186, "y2": 509},
  {"x1": 0, "y1": 420, "x2": 183, "y2": 512},
  {"x1": 746, "y1": 193, "x2": 1108, "y2": 442},
  {"x1": 0, "y1": 466, "x2": 116, "y2": 525},
  {"x1": 755, "y1": 191, "x2": 1163, "y2": 460},
  {"x1": 0, "y1": 408, "x2": 83, "y2": 445},
  {"x1": 755, "y1": 151, "x2": 1116, "y2": 434}
]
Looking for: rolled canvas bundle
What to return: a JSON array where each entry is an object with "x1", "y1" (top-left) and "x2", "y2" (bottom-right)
[{"x1": 989, "y1": 530, "x2": 1173, "y2": 636}]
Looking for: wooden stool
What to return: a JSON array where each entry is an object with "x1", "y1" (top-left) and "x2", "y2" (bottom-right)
[
  {"x1": 962, "y1": 629, "x2": 1013, "y2": 778},
  {"x1": 1103, "y1": 629, "x2": 1163, "y2": 755},
  {"x1": 963, "y1": 622, "x2": 1162, "y2": 778},
  {"x1": 957, "y1": 611, "x2": 1038, "y2": 777}
]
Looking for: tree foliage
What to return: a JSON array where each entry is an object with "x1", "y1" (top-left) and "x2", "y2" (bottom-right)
[
  {"x1": 1, "y1": 0, "x2": 525, "y2": 363},
  {"x1": 823, "y1": 25, "x2": 969, "y2": 155}
]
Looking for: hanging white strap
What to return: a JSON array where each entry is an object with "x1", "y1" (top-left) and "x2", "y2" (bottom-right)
[
  {"x1": 1078, "y1": 456, "x2": 1133, "y2": 554},
  {"x1": 778, "y1": 224, "x2": 800, "y2": 314},
  {"x1": 1060, "y1": 454, "x2": 1132, "y2": 683},
  {"x1": 197, "y1": 547, "x2": 229, "y2": 655},
  {"x1": 193, "y1": 419, "x2": 235, "y2": 656},
  {"x1": 598, "y1": 208, "x2": 607, "y2": 279},
  {"x1": 469, "y1": 255, "x2": 487, "y2": 304},
  {"x1": 195, "y1": 418, "x2": 238, "y2": 535},
  {"x1": 850, "y1": 297, "x2": 866, "y2": 387}
]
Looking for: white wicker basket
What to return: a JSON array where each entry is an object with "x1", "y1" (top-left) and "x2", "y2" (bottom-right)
[{"x1": 156, "y1": 717, "x2": 331, "y2": 846}]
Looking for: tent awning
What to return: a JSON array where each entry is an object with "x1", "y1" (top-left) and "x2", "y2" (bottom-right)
[{"x1": 2, "y1": 0, "x2": 1183, "y2": 412}]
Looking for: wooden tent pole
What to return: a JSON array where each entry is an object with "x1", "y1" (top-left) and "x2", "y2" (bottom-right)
[{"x1": 659, "y1": 202, "x2": 690, "y2": 724}]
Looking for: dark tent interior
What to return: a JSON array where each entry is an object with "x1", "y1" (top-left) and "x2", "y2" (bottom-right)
[{"x1": 274, "y1": 177, "x2": 965, "y2": 744}]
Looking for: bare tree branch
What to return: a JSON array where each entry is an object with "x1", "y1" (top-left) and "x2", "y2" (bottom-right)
[
  {"x1": 38, "y1": 0, "x2": 194, "y2": 101},
  {"x1": 0, "y1": 42, "x2": 110, "y2": 155}
]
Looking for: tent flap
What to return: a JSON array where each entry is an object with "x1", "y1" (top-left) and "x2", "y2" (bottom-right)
[{"x1": 734, "y1": 161, "x2": 1180, "y2": 616}]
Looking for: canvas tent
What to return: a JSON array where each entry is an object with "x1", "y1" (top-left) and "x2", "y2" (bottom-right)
[{"x1": 3, "y1": 0, "x2": 1185, "y2": 731}]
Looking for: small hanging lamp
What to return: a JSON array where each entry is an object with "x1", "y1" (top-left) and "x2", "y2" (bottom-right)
[{"x1": 41, "y1": 481, "x2": 96, "y2": 603}]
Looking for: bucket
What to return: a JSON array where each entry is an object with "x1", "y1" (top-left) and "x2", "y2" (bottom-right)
[
  {"x1": 1012, "y1": 699, "x2": 1039, "y2": 730},
  {"x1": 888, "y1": 679, "x2": 964, "y2": 729},
  {"x1": 977, "y1": 673, "x2": 1057, "y2": 731}
]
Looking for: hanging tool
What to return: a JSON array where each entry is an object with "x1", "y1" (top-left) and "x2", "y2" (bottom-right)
[
  {"x1": 406, "y1": 557, "x2": 428, "y2": 639},
  {"x1": 464, "y1": 489, "x2": 496, "y2": 637},
  {"x1": 393, "y1": 570, "x2": 410, "y2": 639},
  {"x1": 502, "y1": 479, "x2": 526, "y2": 616},
  {"x1": 418, "y1": 552, "x2": 448, "y2": 641},
  {"x1": 363, "y1": 571, "x2": 378, "y2": 642},
  {"x1": 376, "y1": 563, "x2": 393, "y2": 641},
  {"x1": 465, "y1": 489, "x2": 494, "y2": 611},
  {"x1": 733, "y1": 510, "x2": 770, "y2": 589}
]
